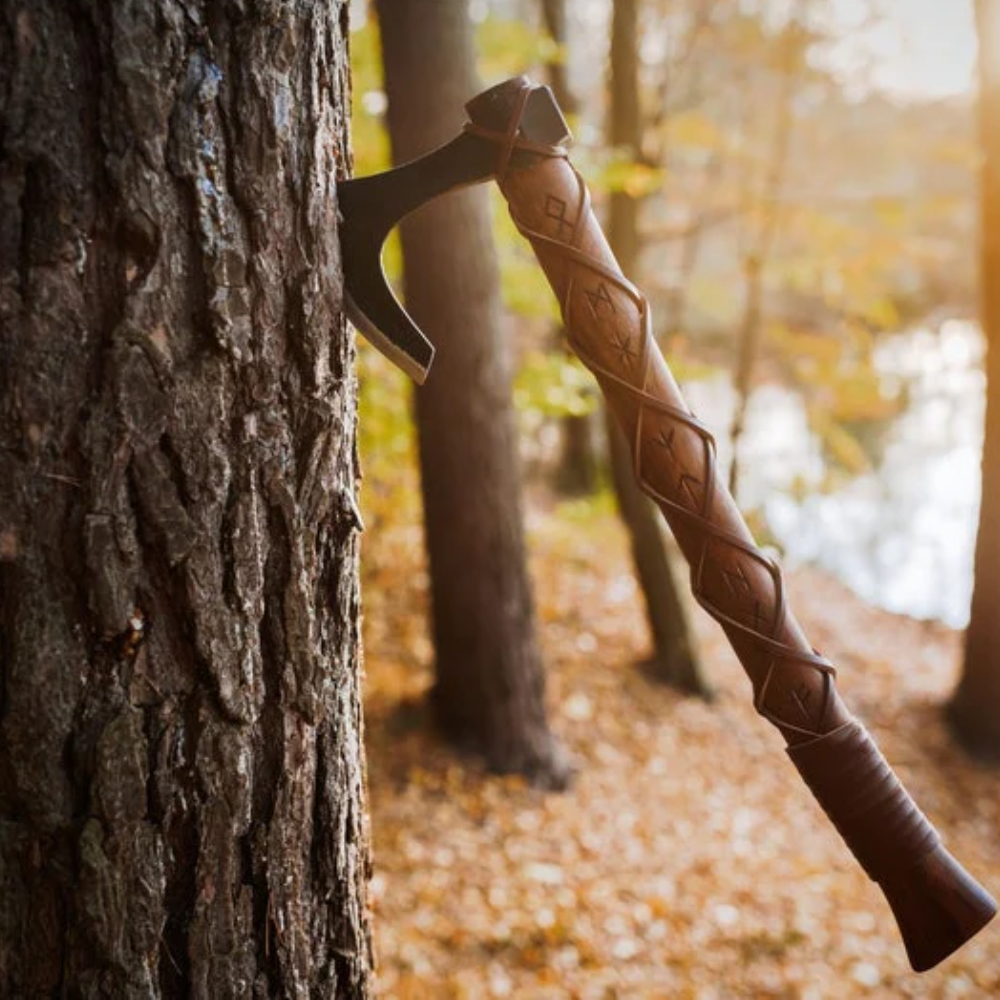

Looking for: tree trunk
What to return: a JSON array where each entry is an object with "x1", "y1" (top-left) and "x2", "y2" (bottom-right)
[
  {"x1": 542, "y1": 0, "x2": 601, "y2": 497},
  {"x1": 375, "y1": 0, "x2": 570, "y2": 788},
  {"x1": 948, "y1": 0, "x2": 1000, "y2": 760},
  {"x1": 728, "y1": 250, "x2": 765, "y2": 497},
  {"x1": 540, "y1": 0, "x2": 574, "y2": 116},
  {"x1": 607, "y1": 0, "x2": 710, "y2": 696},
  {"x1": 0, "y1": 3, "x2": 373, "y2": 996},
  {"x1": 728, "y1": 17, "x2": 800, "y2": 499}
]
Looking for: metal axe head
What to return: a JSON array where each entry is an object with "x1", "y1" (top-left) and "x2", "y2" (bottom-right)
[{"x1": 338, "y1": 76, "x2": 571, "y2": 384}]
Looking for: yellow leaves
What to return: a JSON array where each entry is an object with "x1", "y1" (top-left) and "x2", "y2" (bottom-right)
[
  {"x1": 764, "y1": 321, "x2": 903, "y2": 476},
  {"x1": 931, "y1": 137, "x2": 980, "y2": 169},
  {"x1": 781, "y1": 204, "x2": 856, "y2": 259},
  {"x1": 390, "y1": 972, "x2": 439, "y2": 1000},
  {"x1": 807, "y1": 406, "x2": 870, "y2": 476},
  {"x1": 498, "y1": 255, "x2": 561, "y2": 321},
  {"x1": 364, "y1": 502, "x2": 1000, "y2": 998},
  {"x1": 475, "y1": 18, "x2": 563, "y2": 85},
  {"x1": 357, "y1": 339, "x2": 417, "y2": 501},
  {"x1": 766, "y1": 321, "x2": 839, "y2": 369},
  {"x1": 514, "y1": 350, "x2": 597, "y2": 420},
  {"x1": 859, "y1": 295, "x2": 901, "y2": 331},
  {"x1": 348, "y1": 20, "x2": 392, "y2": 176},
  {"x1": 871, "y1": 196, "x2": 906, "y2": 229},
  {"x1": 598, "y1": 156, "x2": 667, "y2": 198},
  {"x1": 667, "y1": 111, "x2": 728, "y2": 154},
  {"x1": 688, "y1": 275, "x2": 741, "y2": 326}
]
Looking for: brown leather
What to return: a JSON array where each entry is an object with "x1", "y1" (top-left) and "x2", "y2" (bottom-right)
[
  {"x1": 787, "y1": 720, "x2": 939, "y2": 880},
  {"x1": 467, "y1": 82, "x2": 847, "y2": 745},
  {"x1": 464, "y1": 78, "x2": 996, "y2": 970}
]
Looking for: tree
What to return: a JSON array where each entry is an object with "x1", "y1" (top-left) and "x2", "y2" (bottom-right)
[
  {"x1": 375, "y1": 0, "x2": 570, "y2": 788},
  {"x1": 0, "y1": 3, "x2": 372, "y2": 995},
  {"x1": 728, "y1": 11, "x2": 807, "y2": 497},
  {"x1": 606, "y1": 0, "x2": 710, "y2": 696},
  {"x1": 540, "y1": 0, "x2": 574, "y2": 115},
  {"x1": 948, "y1": 0, "x2": 1000, "y2": 760},
  {"x1": 541, "y1": 0, "x2": 602, "y2": 497}
]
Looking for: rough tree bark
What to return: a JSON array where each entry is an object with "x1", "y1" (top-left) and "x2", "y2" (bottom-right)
[
  {"x1": 375, "y1": 0, "x2": 570, "y2": 787},
  {"x1": 948, "y1": 0, "x2": 1000, "y2": 760},
  {"x1": 0, "y1": 2, "x2": 373, "y2": 996},
  {"x1": 607, "y1": 0, "x2": 710, "y2": 696}
]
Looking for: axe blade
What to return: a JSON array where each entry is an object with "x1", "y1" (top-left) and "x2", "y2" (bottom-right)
[
  {"x1": 339, "y1": 77, "x2": 570, "y2": 383},
  {"x1": 344, "y1": 279, "x2": 434, "y2": 385}
]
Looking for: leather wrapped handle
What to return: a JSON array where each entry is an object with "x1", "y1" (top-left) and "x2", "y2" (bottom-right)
[{"x1": 465, "y1": 78, "x2": 996, "y2": 972}]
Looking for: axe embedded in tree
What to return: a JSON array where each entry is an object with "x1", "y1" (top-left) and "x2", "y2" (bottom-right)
[{"x1": 338, "y1": 75, "x2": 996, "y2": 973}]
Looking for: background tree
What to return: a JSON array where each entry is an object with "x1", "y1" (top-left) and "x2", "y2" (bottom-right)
[
  {"x1": 540, "y1": 0, "x2": 574, "y2": 115},
  {"x1": 0, "y1": 2, "x2": 372, "y2": 995},
  {"x1": 605, "y1": 0, "x2": 710, "y2": 695},
  {"x1": 541, "y1": 0, "x2": 602, "y2": 497},
  {"x1": 727, "y1": 12, "x2": 806, "y2": 497},
  {"x1": 375, "y1": 0, "x2": 570, "y2": 788},
  {"x1": 948, "y1": 0, "x2": 1000, "y2": 759}
]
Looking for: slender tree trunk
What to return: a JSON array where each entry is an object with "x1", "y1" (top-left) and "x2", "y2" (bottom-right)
[
  {"x1": 541, "y1": 0, "x2": 601, "y2": 496},
  {"x1": 948, "y1": 0, "x2": 1000, "y2": 760},
  {"x1": 728, "y1": 250, "x2": 765, "y2": 496},
  {"x1": 607, "y1": 0, "x2": 710, "y2": 696},
  {"x1": 728, "y1": 17, "x2": 800, "y2": 499},
  {"x1": 540, "y1": 0, "x2": 574, "y2": 115},
  {"x1": 376, "y1": 0, "x2": 570, "y2": 788},
  {"x1": 0, "y1": 3, "x2": 373, "y2": 996}
]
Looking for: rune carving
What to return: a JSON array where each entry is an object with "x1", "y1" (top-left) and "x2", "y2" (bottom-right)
[{"x1": 497, "y1": 158, "x2": 838, "y2": 740}]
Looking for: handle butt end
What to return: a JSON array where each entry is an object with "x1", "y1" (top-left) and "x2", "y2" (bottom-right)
[
  {"x1": 881, "y1": 843, "x2": 996, "y2": 972},
  {"x1": 788, "y1": 720, "x2": 996, "y2": 971}
]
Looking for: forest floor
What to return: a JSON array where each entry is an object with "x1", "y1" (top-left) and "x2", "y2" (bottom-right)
[{"x1": 361, "y1": 500, "x2": 1000, "y2": 999}]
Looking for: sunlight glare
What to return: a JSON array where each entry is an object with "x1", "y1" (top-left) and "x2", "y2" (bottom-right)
[{"x1": 830, "y1": 0, "x2": 977, "y2": 99}]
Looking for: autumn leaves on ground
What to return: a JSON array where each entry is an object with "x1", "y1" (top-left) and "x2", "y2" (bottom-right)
[{"x1": 362, "y1": 503, "x2": 1000, "y2": 999}]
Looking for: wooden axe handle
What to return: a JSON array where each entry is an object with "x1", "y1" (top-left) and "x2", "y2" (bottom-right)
[{"x1": 464, "y1": 83, "x2": 996, "y2": 972}]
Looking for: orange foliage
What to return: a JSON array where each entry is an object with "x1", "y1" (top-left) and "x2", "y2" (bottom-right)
[{"x1": 363, "y1": 506, "x2": 1000, "y2": 998}]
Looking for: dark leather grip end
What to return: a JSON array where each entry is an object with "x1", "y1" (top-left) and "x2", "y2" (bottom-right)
[
  {"x1": 881, "y1": 842, "x2": 997, "y2": 971},
  {"x1": 788, "y1": 720, "x2": 996, "y2": 970}
]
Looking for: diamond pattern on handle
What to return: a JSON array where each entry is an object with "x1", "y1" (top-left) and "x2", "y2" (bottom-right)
[{"x1": 496, "y1": 161, "x2": 838, "y2": 739}]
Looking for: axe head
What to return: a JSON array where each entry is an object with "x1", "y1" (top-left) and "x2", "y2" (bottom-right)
[{"x1": 338, "y1": 76, "x2": 571, "y2": 383}]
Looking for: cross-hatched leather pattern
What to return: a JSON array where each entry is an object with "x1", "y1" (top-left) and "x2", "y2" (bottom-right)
[{"x1": 469, "y1": 99, "x2": 841, "y2": 740}]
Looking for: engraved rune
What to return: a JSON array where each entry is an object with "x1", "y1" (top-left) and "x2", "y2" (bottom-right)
[
  {"x1": 678, "y1": 472, "x2": 702, "y2": 509},
  {"x1": 650, "y1": 426, "x2": 677, "y2": 459},
  {"x1": 584, "y1": 282, "x2": 637, "y2": 369},
  {"x1": 722, "y1": 563, "x2": 753, "y2": 598},
  {"x1": 722, "y1": 561, "x2": 767, "y2": 630},
  {"x1": 610, "y1": 328, "x2": 637, "y2": 368},
  {"x1": 791, "y1": 683, "x2": 813, "y2": 722},
  {"x1": 545, "y1": 194, "x2": 574, "y2": 239},
  {"x1": 584, "y1": 281, "x2": 616, "y2": 318}
]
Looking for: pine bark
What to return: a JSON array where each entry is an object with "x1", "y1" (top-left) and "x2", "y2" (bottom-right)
[
  {"x1": 375, "y1": 0, "x2": 570, "y2": 787},
  {"x1": 948, "y1": 0, "x2": 1000, "y2": 760},
  {"x1": 0, "y1": 2, "x2": 373, "y2": 996},
  {"x1": 607, "y1": 0, "x2": 710, "y2": 696}
]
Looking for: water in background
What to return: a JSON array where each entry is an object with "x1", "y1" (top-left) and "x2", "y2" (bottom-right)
[{"x1": 683, "y1": 320, "x2": 985, "y2": 627}]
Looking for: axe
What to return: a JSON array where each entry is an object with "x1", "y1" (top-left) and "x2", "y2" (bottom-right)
[{"x1": 339, "y1": 75, "x2": 996, "y2": 971}]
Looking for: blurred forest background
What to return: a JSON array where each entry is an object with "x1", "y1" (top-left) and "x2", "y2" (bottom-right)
[{"x1": 349, "y1": 0, "x2": 1000, "y2": 996}]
